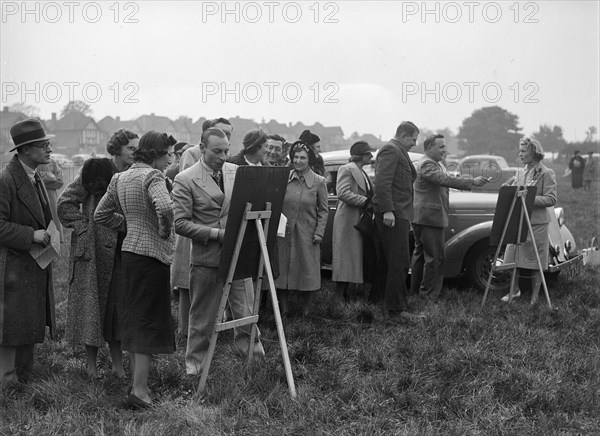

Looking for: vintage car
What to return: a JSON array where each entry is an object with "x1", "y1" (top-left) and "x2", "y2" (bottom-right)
[
  {"x1": 321, "y1": 149, "x2": 583, "y2": 293},
  {"x1": 455, "y1": 154, "x2": 518, "y2": 192}
]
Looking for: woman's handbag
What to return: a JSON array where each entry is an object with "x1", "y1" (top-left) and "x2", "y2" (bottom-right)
[{"x1": 354, "y1": 209, "x2": 375, "y2": 236}]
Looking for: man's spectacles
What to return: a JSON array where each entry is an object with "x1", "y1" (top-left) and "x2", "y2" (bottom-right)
[{"x1": 30, "y1": 141, "x2": 52, "y2": 151}]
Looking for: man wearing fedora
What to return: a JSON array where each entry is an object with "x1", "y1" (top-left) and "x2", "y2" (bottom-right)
[
  {"x1": 0, "y1": 118, "x2": 57, "y2": 384},
  {"x1": 228, "y1": 128, "x2": 269, "y2": 166}
]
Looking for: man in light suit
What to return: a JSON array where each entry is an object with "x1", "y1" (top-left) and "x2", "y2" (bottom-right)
[
  {"x1": 1, "y1": 119, "x2": 56, "y2": 384},
  {"x1": 172, "y1": 128, "x2": 264, "y2": 375},
  {"x1": 411, "y1": 135, "x2": 488, "y2": 300},
  {"x1": 372, "y1": 121, "x2": 420, "y2": 322}
]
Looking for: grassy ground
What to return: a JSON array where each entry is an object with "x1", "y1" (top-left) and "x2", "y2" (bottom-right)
[{"x1": 1, "y1": 161, "x2": 599, "y2": 435}]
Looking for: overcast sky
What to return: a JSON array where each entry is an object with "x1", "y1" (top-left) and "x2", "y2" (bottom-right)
[{"x1": 1, "y1": 0, "x2": 599, "y2": 142}]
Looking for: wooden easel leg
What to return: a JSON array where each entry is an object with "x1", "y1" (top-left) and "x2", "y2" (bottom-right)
[
  {"x1": 481, "y1": 194, "x2": 519, "y2": 309},
  {"x1": 254, "y1": 219, "x2": 297, "y2": 398},
  {"x1": 198, "y1": 204, "x2": 252, "y2": 393}
]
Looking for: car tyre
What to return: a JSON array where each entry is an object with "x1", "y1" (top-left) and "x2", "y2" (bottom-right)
[{"x1": 465, "y1": 240, "x2": 511, "y2": 293}]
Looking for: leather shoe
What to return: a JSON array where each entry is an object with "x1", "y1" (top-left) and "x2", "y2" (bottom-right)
[
  {"x1": 125, "y1": 393, "x2": 152, "y2": 410},
  {"x1": 501, "y1": 290, "x2": 521, "y2": 302}
]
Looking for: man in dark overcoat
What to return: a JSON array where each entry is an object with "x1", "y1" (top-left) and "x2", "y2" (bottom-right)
[{"x1": 0, "y1": 119, "x2": 56, "y2": 384}]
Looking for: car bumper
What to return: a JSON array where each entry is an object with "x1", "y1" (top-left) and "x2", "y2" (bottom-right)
[{"x1": 548, "y1": 253, "x2": 584, "y2": 280}]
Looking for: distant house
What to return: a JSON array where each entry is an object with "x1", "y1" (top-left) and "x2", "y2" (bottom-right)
[
  {"x1": 229, "y1": 116, "x2": 260, "y2": 154},
  {"x1": 0, "y1": 106, "x2": 28, "y2": 153},
  {"x1": 172, "y1": 117, "x2": 193, "y2": 144},
  {"x1": 260, "y1": 119, "x2": 294, "y2": 142},
  {"x1": 133, "y1": 113, "x2": 178, "y2": 139},
  {"x1": 188, "y1": 117, "x2": 206, "y2": 144},
  {"x1": 48, "y1": 111, "x2": 103, "y2": 156}
]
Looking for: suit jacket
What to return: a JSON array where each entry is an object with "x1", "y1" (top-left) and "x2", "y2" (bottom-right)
[
  {"x1": 179, "y1": 146, "x2": 202, "y2": 172},
  {"x1": 413, "y1": 156, "x2": 473, "y2": 228},
  {"x1": 94, "y1": 162, "x2": 175, "y2": 265},
  {"x1": 173, "y1": 161, "x2": 237, "y2": 267},
  {"x1": 504, "y1": 162, "x2": 556, "y2": 225},
  {"x1": 0, "y1": 155, "x2": 56, "y2": 344},
  {"x1": 372, "y1": 138, "x2": 416, "y2": 221}
]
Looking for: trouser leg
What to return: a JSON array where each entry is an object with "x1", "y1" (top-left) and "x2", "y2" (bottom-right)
[
  {"x1": 418, "y1": 225, "x2": 445, "y2": 300},
  {"x1": 185, "y1": 266, "x2": 221, "y2": 375},
  {"x1": 411, "y1": 224, "x2": 425, "y2": 295}
]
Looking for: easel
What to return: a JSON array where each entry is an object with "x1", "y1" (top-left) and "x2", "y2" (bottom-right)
[
  {"x1": 481, "y1": 186, "x2": 552, "y2": 309},
  {"x1": 198, "y1": 202, "x2": 297, "y2": 397}
]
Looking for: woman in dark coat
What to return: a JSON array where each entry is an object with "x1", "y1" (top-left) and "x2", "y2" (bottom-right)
[{"x1": 58, "y1": 158, "x2": 125, "y2": 378}]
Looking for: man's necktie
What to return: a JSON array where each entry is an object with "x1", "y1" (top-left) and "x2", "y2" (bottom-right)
[{"x1": 212, "y1": 171, "x2": 224, "y2": 192}]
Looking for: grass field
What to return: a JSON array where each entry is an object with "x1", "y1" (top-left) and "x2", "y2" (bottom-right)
[{"x1": 1, "y1": 160, "x2": 599, "y2": 435}]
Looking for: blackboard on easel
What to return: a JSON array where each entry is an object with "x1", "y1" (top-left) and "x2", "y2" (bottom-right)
[
  {"x1": 218, "y1": 166, "x2": 289, "y2": 281},
  {"x1": 490, "y1": 186, "x2": 536, "y2": 246}
]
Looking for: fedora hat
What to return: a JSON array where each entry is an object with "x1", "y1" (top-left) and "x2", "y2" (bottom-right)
[{"x1": 9, "y1": 118, "x2": 55, "y2": 152}]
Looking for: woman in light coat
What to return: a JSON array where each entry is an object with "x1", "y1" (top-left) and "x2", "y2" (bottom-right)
[
  {"x1": 332, "y1": 141, "x2": 376, "y2": 301},
  {"x1": 501, "y1": 137, "x2": 557, "y2": 304},
  {"x1": 275, "y1": 141, "x2": 328, "y2": 316}
]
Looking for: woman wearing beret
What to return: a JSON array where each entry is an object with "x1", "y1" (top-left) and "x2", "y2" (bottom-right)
[
  {"x1": 501, "y1": 137, "x2": 557, "y2": 305},
  {"x1": 275, "y1": 141, "x2": 329, "y2": 316},
  {"x1": 58, "y1": 157, "x2": 126, "y2": 379},
  {"x1": 95, "y1": 131, "x2": 176, "y2": 408},
  {"x1": 332, "y1": 141, "x2": 376, "y2": 301}
]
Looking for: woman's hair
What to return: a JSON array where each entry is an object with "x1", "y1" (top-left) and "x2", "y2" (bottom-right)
[
  {"x1": 81, "y1": 158, "x2": 115, "y2": 196},
  {"x1": 106, "y1": 128, "x2": 138, "y2": 156},
  {"x1": 289, "y1": 140, "x2": 317, "y2": 168},
  {"x1": 133, "y1": 131, "x2": 177, "y2": 164},
  {"x1": 520, "y1": 137, "x2": 545, "y2": 162}
]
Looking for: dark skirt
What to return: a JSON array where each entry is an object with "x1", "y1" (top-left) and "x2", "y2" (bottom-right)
[
  {"x1": 121, "y1": 252, "x2": 175, "y2": 354},
  {"x1": 103, "y1": 234, "x2": 123, "y2": 342}
]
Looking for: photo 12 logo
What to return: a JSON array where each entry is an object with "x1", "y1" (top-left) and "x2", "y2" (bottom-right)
[
  {"x1": 1, "y1": 82, "x2": 140, "y2": 104},
  {"x1": 401, "y1": 82, "x2": 540, "y2": 104},
  {"x1": 200, "y1": 1, "x2": 339, "y2": 23},
  {"x1": 201, "y1": 82, "x2": 340, "y2": 104},
  {"x1": 1, "y1": 1, "x2": 140, "y2": 24},
  {"x1": 401, "y1": 1, "x2": 540, "y2": 24}
]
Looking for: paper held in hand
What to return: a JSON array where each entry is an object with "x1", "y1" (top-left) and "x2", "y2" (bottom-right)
[
  {"x1": 29, "y1": 221, "x2": 61, "y2": 269},
  {"x1": 277, "y1": 214, "x2": 287, "y2": 237}
]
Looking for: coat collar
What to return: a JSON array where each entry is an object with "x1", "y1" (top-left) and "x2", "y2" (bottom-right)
[
  {"x1": 347, "y1": 162, "x2": 367, "y2": 192},
  {"x1": 289, "y1": 168, "x2": 316, "y2": 188},
  {"x1": 7, "y1": 155, "x2": 47, "y2": 227}
]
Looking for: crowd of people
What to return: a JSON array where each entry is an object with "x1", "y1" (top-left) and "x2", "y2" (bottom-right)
[{"x1": 0, "y1": 116, "x2": 580, "y2": 408}]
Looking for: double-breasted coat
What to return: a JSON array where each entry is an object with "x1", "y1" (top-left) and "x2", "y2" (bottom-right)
[
  {"x1": 57, "y1": 175, "x2": 119, "y2": 347},
  {"x1": 275, "y1": 169, "x2": 328, "y2": 291},
  {"x1": 332, "y1": 162, "x2": 371, "y2": 283},
  {"x1": 0, "y1": 156, "x2": 56, "y2": 345}
]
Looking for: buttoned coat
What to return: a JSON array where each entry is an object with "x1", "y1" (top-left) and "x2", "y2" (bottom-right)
[
  {"x1": 57, "y1": 174, "x2": 119, "y2": 347},
  {"x1": 173, "y1": 161, "x2": 237, "y2": 267},
  {"x1": 504, "y1": 162, "x2": 557, "y2": 225},
  {"x1": 413, "y1": 156, "x2": 473, "y2": 228},
  {"x1": 275, "y1": 169, "x2": 328, "y2": 291},
  {"x1": 332, "y1": 162, "x2": 371, "y2": 283},
  {"x1": 0, "y1": 156, "x2": 56, "y2": 345},
  {"x1": 372, "y1": 138, "x2": 416, "y2": 221}
]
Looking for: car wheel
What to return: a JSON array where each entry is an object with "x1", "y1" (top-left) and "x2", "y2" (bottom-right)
[{"x1": 465, "y1": 240, "x2": 511, "y2": 293}]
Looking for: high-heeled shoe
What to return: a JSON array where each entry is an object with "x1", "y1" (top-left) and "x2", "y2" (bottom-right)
[{"x1": 500, "y1": 290, "x2": 521, "y2": 302}]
